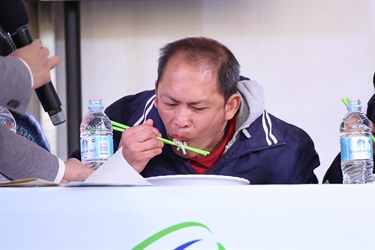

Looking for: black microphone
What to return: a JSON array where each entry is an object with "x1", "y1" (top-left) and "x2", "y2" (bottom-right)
[{"x1": 0, "y1": 0, "x2": 65, "y2": 125}]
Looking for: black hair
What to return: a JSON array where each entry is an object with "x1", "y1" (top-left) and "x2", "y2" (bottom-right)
[{"x1": 157, "y1": 37, "x2": 240, "y2": 102}]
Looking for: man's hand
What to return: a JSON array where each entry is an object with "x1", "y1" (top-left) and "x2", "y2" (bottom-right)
[
  {"x1": 119, "y1": 119, "x2": 164, "y2": 173},
  {"x1": 10, "y1": 39, "x2": 60, "y2": 89},
  {"x1": 60, "y1": 158, "x2": 94, "y2": 184}
]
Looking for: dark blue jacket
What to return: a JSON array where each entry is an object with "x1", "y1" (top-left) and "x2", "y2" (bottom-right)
[{"x1": 105, "y1": 79, "x2": 320, "y2": 184}]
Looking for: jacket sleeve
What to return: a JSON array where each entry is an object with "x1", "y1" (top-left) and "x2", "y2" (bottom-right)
[
  {"x1": 287, "y1": 128, "x2": 320, "y2": 184},
  {"x1": 0, "y1": 56, "x2": 32, "y2": 115},
  {"x1": 0, "y1": 123, "x2": 59, "y2": 181}
]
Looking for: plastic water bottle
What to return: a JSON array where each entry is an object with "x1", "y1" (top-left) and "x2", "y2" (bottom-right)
[
  {"x1": 0, "y1": 106, "x2": 16, "y2": 133},
  {"x1": 340, "y1": 99, "x2": 374, "y2": 184},
  {"x1": 0, "y1": 106, "x2": 17, "y2": 182},
  {"x1": 80, "y1": 99, "x2": 114, "y2": 170}
]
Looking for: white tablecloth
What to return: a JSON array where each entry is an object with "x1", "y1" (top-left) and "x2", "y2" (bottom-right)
[{"x1": 1, "y1": 184, "x2": 374, "y2": 249}]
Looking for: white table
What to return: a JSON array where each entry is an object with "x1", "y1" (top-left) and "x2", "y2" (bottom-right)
[{"x1": 0, "y1": 185, "x2": 374, "y2": 250}]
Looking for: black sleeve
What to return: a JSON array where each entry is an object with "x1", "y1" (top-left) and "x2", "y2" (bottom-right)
[{"x1": 323, "y1": 153, "x2": 343, "y2": 184}]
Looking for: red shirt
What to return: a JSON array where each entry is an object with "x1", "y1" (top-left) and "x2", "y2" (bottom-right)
[{"x1": 189, "y1": 119, "x2": 235, "y2": 174}]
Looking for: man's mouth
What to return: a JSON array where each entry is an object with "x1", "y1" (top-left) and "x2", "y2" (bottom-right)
[
  {"x1": 173, "y1": 139, "x2": 188, "y2": 155},
  {"x1": 172, "y1": 135, "x2": 190, "y2": 155},
  {"x1": 171, "y1": 134, "x2": 189, "y2": 142}
]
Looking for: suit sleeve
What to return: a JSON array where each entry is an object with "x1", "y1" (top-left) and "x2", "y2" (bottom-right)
[
  {"x1": 0, "y1": 123, "x2": 59, "y2": 181},
  {"x1": 0, "y1": 56, "x2": 32, "y2": 115}
]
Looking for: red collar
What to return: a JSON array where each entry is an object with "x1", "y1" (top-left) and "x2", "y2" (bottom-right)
[{"x1": 190, "y1": 118, "x2": 235, "y2": 174}]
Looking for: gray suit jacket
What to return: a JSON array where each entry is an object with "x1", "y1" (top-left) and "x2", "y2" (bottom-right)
[
  {"x1": 0, "y1": 56, "x2": 32, "y2": 114},
  {"x1": 0, "y1": 56, "x2": 59, "y2": 181}
]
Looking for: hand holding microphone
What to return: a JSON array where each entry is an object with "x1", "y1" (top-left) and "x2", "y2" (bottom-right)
[
  {"x1": 0, "y1": 0, "x2": 66, "y2": 125},
  {"x1": 10, "y1": 39, "x2": 60, "y2": 89}
]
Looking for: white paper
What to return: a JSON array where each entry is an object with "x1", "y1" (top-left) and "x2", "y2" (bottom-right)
[
  {"x1": 83, "y1": 147, "x2": 152, "y2": 186},
  {"x1": 0, "y1": 178, "x2": 60, "y2": 187}
]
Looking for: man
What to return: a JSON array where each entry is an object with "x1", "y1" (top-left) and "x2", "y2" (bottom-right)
[
  {"x1": 0, "y1": 38, "x2": 93, "y2": 184},
  {"x1": 105, "y1": 37, "x2": 320, "y2": 184}
]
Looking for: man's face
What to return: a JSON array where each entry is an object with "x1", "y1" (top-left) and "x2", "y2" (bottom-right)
[{"x1": 155, "y1": 53, "x2": 237, "y2": 158}]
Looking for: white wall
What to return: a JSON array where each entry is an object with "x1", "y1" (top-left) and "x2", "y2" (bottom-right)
[{"x1": 78, "y1": 0, "x2": 375, "y2": 182}]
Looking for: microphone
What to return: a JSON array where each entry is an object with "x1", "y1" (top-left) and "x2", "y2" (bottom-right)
[{"x1": 0, "y1": 0, "x2": 65, "y2": 125}]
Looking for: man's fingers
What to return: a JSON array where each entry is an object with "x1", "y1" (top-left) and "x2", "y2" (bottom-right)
[
  {"x1": 31, "y1": 38, "x2": 42, "y2": 48},
  {"x1": 48, "y1": 55, "x2": 60, "y2": 70}
]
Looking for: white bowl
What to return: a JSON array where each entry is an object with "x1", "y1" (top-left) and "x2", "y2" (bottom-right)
[{"x1": 145, "y1": 174, "x2": 249, "y2": 186}]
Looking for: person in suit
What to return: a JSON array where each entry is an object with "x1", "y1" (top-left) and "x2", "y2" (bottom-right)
[
  {"x1": 0, "y1": 39, "x2": 93, "y2": 184},
  {"x1": 1, "y1": 26, "x2": 53, "y2": 151}
]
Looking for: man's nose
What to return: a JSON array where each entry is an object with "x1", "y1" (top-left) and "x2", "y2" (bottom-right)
[{"x1": 173, "y1": 107, "x2": 191, "y2": 128}]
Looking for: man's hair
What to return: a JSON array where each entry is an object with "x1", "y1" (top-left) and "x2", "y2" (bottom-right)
[{"x1": 157, "y1": 37, "x2": 240, "y2": 102}]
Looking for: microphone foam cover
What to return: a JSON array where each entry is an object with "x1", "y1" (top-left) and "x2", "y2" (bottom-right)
[{"x1": 0, "y1": 0, "x2": 29, "y2": 33}]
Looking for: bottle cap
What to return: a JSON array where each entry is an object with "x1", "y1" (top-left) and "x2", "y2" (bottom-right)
[
  {"x1": 88, "y1": 99, "x2": 104, "y2": 109},
  {"x1": 347, "y1": 99, "x2": 361, "y2": 109}
]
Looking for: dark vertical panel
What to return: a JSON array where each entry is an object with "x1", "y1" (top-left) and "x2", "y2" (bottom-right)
[{"x1": 64, "y1": 1, "x2": 81, "y2": 156}]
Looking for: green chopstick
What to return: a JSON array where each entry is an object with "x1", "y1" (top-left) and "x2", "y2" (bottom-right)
[
  {"x1": 110, "y1": 120, "x2": 210, "y2": 156},
  {"x1": 341, "y1": 97, "x2": 351, "y2": 107},
  {"x1": 341, "y1": 97, "x2": 375, "y2": 143}
]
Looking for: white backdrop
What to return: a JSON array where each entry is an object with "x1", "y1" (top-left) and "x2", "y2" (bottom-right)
[{"x1": 74, "y1": 0, "x2": 375, "y2": 182}]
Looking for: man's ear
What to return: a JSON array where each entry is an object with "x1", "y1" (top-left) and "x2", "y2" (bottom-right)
[
  {"x1": 154, "y1": 80, "x2": 159, "y2": 108},
  {"x1": 225, "y1": 93, "x2": 241, "y2": 121}
]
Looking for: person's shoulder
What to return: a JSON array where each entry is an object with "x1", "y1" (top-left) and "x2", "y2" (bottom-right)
[
  {"x1": 267, "y1": 113, "x2": 314, "y2": 142},
  {"x1": 105, "y1": 89, "x2": 156, "y2": 124},
  {"x1": 267, "y1": 113, "x2": 304, "y2": 129},
  {"x1": 106, "y1": 89, "x2": 155, "y2": 112}
]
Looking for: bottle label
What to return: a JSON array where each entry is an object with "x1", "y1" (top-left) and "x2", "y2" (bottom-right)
[
  {"x1": 81, "y1": 135, "x2": 114, "y2": 161},
  {"x1": 340, "y1": 136, "x2": 373, "y2": 161}
]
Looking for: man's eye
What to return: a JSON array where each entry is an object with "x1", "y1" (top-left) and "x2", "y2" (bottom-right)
[
  {"x1": 192, "y1": 107, "x2": 206, "y2": 111},
  {"x1": 165, "y1": 103, "x2": 177, "y2": 107}
]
